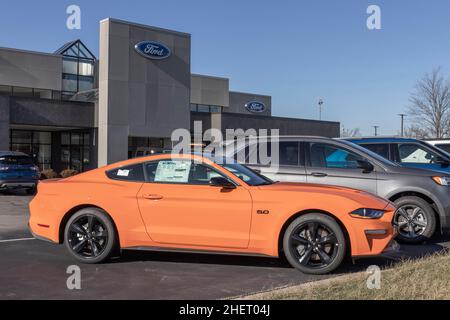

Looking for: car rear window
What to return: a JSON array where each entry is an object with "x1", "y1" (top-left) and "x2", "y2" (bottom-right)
[
  {"x1": 0, "y1": 156, "x2": 34, "y2": 165},
  {"x1": 106, "y1": 164, "x2": 145, "y2": 182}
]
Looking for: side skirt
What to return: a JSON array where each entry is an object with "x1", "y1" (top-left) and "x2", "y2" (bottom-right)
[{"x1": 122, "y1": 246, "x2": 275, "y2": 258}]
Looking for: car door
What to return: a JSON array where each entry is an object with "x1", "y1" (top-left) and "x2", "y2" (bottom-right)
[
  {"x1": 305, "y1": 141, "x2": 378, "y2": 194},
  {"x1": 240, "y1": 140, "x2": 307, "y2": 182},
  {"x1": 137, "y1": 159, "x2": 253, "y2": 249}
]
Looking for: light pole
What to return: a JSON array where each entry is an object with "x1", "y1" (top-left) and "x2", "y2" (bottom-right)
[
  {"x1": 318, "y1": 99, "x2": 324, "y2": 120},
  {"x1": 398, "y1": 114, "x2": 407, "y2": 137},
  {"x1": 373, "y1": 126, "x2": 379, "y2": 136}
]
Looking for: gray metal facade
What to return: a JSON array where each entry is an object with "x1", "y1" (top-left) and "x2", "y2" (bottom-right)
[{"x1": 98, "y1": 18, "x2": 191, "y2": 166}]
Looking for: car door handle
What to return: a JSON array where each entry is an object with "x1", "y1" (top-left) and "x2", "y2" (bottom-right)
[
  {"x1": 143, "y1": 194, "x2": 164, "y2": 200},
  {"x1": 311, "y1": 172, "x2": 328, "y2": 178}
]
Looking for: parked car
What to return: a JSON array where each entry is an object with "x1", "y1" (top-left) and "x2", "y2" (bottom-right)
[
  {"x1": 221, "y1": 136, "x2": 450, "y2": 243},
  {"x1": 0, "y1": 151, "x2": 39, "y2": 194},
  {"x1": 424, "y1": 139, "x2": 450, "y2": 154},
  {"x1": 29, "y1": 153, "x2": 396, "y2": 275},
  {"x1": 346, "y1": 137, "x2": 450, "y2": 174}
]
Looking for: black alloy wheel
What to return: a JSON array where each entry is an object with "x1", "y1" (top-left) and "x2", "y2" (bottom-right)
[
  {"x1": 394, "y1": 196, "x2": 436, "y2": 244},
  {"x1": 283, "y1": 214, "x2": 346, "y2": 275},
  {"x1": 64, "y1": 208, "x2": 117, "y2": 264}
]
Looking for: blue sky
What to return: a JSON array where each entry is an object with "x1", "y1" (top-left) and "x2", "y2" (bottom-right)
[{"x1": 1, "y1": 0, "x2": 449, "y2": 135}]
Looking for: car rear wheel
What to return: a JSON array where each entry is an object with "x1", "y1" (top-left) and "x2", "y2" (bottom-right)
[
  {"x1": 283, "y1": 213, "x2": 346, "y2": 275},
  {"x1": 394, "y1": 196, "x2": 436, "y2": 244},
  {"x1": 64, "y1": 208, "x2": 118, "y2": 264}
]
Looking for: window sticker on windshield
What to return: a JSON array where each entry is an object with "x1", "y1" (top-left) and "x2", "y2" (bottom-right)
[
  {"x1": 155, "y1": 161, "x2": 190, "y2": 183},
  {"x1": 117, "y1": 169, "x2": 130, "y2": 177}
]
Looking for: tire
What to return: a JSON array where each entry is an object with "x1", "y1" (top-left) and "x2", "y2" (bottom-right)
[
  {"x1": 394, "y1": 196, "x2": 436, "y2": 244},
  {"x1": 283, "y1": 213, "x2": 346, "y2": 275},
  {"x1": 64, "y1": 208, "x2": 118, "y2": 264}
]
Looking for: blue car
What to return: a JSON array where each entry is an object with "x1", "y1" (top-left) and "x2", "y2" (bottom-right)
[
  {"x1": 0, "y1": 151, "x2": 40, "y2": 194},
  {"x1": 346, "y1": 137, "x2": 450, "y2": 174}
]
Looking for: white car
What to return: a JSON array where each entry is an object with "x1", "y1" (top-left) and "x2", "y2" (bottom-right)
[{"x1": 424, "y1": 140, "x2": 450, "y2": 154}]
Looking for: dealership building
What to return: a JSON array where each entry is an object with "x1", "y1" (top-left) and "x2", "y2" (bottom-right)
[{"x1": 0, "y1": 18, "x2": 340, "y2": 172}]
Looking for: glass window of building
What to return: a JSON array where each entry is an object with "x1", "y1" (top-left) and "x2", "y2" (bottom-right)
[
  {"x1": 210, "y1": 106, "x2": 222, "y2": 113},
  {"x1": 10, "y1": 130, "x2": 52, "y2": 170},
  {"x1": 60, "y1": 131, "x2": 91, "y2": 172},
  {"x1": 55, "y1": 40, "x2": 96, "y2": 99},
  {"x1": 197, "y1": 105, "x2": 210, "y2": 113}
]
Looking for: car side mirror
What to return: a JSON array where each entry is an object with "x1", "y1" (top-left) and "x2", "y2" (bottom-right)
[
  {"x1": 209, "y1": 177, "x2": 236, "y2": 189},
  {"x1": 435, "y1": 157, "x2": 450, "y2": 168},
  {"x1": 357, "y1": 160, "x2": 374, "y2": 173}
]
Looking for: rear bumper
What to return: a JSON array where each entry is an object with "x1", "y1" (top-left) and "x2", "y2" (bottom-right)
[{"x1": 0, "y1": 179, "x2": 38, "y2": 190}]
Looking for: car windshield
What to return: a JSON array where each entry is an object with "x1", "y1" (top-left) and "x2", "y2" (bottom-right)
[
  {"x1": 339, "y1": 140, "x2": 399, "y2": 166},
  {"x1": 0, "y1": 155, "x2": 34, "y2": 166},
  {"x1": 219, "y1": 162, "x2": 274, "y2": 186}
]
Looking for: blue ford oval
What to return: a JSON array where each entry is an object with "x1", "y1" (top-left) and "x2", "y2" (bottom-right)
[
  {"x1": 245, "y1": 101, "x2": 266, "y2": 113},
  {"x1": 134, "y1": 41, "x2": 171, "y2": 60}
]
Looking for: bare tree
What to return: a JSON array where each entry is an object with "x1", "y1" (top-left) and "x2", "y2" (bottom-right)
[
  {"x1": 403, "y1": 124, "x2": 430, "y2": 139},
  {"x1": 341, "y1": 126, "x2": 361, "y2": 138},
  {"x1": 408, "y1": 68, "x2": 450, "y2": 138}
]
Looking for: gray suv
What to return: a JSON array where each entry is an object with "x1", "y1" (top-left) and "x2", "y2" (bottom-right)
[{"x1": 222, "y1": 136, "x2": 450, "y2": 244}]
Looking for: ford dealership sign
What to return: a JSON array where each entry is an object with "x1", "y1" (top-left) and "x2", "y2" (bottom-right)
[
  {"x1": 134, "y1": 41, "x2": 171, "y2": 60},
  {"x1": 245, "y1": 101, "x2": 266, "y2": 113}
]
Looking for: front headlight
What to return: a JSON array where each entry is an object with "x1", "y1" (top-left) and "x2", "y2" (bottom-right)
[
  {"x1": 432, "y1": 176, "x2": 450, "y2": 186},
  {"x1": 350, "y1": 208, "x2": 385, "y2": 219}
]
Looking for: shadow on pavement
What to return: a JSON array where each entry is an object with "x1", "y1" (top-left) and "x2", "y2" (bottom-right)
[
  {"x1": 115, "y1": 232, "x2": 450, "y2": 274},
  {"x1": 119, "y1": 249, "x2": 292, "y2": 268}
]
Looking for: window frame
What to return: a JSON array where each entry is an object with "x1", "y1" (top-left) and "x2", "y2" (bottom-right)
[
  {"x1": 397, "y1": 142, "x2": 443, "y2": 164},
  {"x1": 105, "y1": 163, "x2": 146, "y2": 183},
  {"x1": 142, "y1": 159, "x2": 238, "y2": 186},
  {"x1": 242, "y1": 140, "x2": 305, "y2": 168},
  {"x1": 106, "y1": 159, "x2": 239, "y2": 187},
  {"x1": 358, "y1": 143, "x2": 391, "y2": 160},
  {"x1": 306, "y1": 142, "x2": 366, "y2": 170}
]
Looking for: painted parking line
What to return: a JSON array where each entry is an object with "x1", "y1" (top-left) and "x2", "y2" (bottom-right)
[{"x1": 0, "y1": 238, "x2": 35, "y2": 243}]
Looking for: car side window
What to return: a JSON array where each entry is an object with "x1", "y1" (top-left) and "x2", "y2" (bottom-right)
[
  {"x1": 436, "y1": 144, "x2": 450, "y2": 154},
  {"x1": 309, "y1": 143, "x2": 363, "y2": 169},
  {"x1": 361, "y1": 143, "x2": 390, "y2": 160},
  {"x1": 144, "y1": 160, "x2": 227, "y2": 185},
  {"x1": 244, "y1": 141, "x2": 300, "y2": 166},
  {"x1": 398, "y1": 143, "x2": 439, "y2": 164},
  {"x1": 106, "y1": 163, "x2": 145, "y2": 182}
]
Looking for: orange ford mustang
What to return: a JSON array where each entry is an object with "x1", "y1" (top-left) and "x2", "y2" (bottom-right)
[{"x1": 29, "y1": 154, "x2": 396, "y2": 274}]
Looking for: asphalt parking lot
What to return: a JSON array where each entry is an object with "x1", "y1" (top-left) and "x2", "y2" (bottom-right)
[{"x1": 1, "y1": 192, "x2": 450, "y2": 300}]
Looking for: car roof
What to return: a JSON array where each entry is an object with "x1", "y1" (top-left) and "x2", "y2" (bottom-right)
[
  {"x1": 0, "y1": 151, "x2": 29, "y2": 157},
  {"x1": 343, "y1": 136, "x2": 422, "y2": 143}
]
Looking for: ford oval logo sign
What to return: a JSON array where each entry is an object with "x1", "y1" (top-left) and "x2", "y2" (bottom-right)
[
  {"x1": 245, "y1": 101, "x2": 266, "y2": 113},
  {"x1": 134, "y1": 41, "x2": 171, "y2": 60}
]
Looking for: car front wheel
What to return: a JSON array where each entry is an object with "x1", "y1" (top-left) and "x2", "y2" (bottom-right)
[
  {"x1": 283, "y1": 213, "x2": 346, "y2": 275},
  {"x1": 394, "y1": 196, "x2": 436, "y2": 244},
  {"x1": 64, "y1": 208, "x2": 118, "y2": 264}
]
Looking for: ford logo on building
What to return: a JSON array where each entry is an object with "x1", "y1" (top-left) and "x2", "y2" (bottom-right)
[
  {"x1": 134, "y1": 41, "x2": 171, "y2": 60},
  {"x1": 245, "y1": 101, "x2": 266, "y2": 113}
]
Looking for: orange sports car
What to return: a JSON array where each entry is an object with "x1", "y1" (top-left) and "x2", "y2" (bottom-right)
[{"x1": 29, "y1": 154, "x2": 396, "y2": 274}]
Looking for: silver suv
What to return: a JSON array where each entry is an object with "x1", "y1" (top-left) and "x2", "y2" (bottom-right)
[{"x1": 222, "y1": 136, "x2": 450, "y2": 244}]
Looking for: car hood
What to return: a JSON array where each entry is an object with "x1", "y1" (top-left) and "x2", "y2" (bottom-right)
[{"x1": 257, "y1": 182, "x2": 392, "y2": 210}]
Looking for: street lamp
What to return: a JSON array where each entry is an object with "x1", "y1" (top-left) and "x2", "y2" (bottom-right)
[
  {"x1": 318, "y1": 99, "x2": 324, "y2": 121},
  {"x1": 398, "y1": 114, "x2": 407, "y2": 137},
  {"x1": 373, "y1": 126, "x2": 379, "y2": 136}
]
